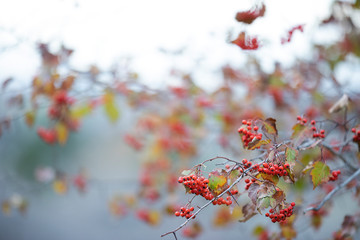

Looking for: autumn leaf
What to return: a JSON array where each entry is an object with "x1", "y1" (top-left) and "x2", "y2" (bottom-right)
[
  {"x1": 235, "y1": 4, "x2": 266, "y2": 24},
  {"x1": 291, "y1": 123, "x2": 306, "y2": 139},
  {"x1": 71, "y1": 104, "x2": 92, "y2": 119},
  {"x1": 329, "y1": 94, "x2": 349, "y2": 113},
  {"x1": 2, "y1": 200, "x2": 11, "y2": 215},
  {"x1": 262, "y1": 118, "x2": 278, "y2": 136},
  {"x1": 256, "y1": 197, "x2": 276, "y2": 213},
  {"x1": 55, "y1": 122, "x2": 68, "y2": 145},
  {"x1": 310, "y1": 161, "x2": 331, "y2": 189},
  {"x1": 247, "y1": 139, "x2": 271, "y2": 150},
  {"x1": 25, "y1": 111, "x2": 35, "y2": 127},
  {"x1": 260, "y1": 173, "x2": 279, "y2": 184},
  {"x1": 53, "y1": 179, "x2": 67, "y2": 195},
  {"x1": 103, "y1": 90, "x2": 120, "y2": 123},
  {"x1": 208, "y1": 170, "x2": 228, "y2": 196},
  {"x1": 285, "y1": 147, "x2": 298, "y2": 170},
  {"x1": 239, "y1": 203, "x2": 257, "y2": 222}
]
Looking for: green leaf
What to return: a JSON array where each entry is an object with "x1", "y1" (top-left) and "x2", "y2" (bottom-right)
[
  {"x1": 256, "y1": 197, "x2": 275, "y2": 213},
  {"x1": 291, "y1": 123, "x2": 306, "y2": 139},
  {"x1": 285, "y1": 147, "x2": 298, "y2": 167},
  {"x1": 208, "y1": 171, "x2": 228, "y2": 196},
  {"x1": 310, "y1": 161, "x2": 331, "y2": 189}
]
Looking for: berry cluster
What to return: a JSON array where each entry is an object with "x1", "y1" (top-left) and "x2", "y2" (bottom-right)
[
  {"x1": 257, "y1": 162, "x2": 290, "y2": 177},
  {"x1": 178, "y1": 175, "x2": 214, "y2": 200},
  {"x1": 352, "y1": 128, "x2": 360, "y2": 142},
  {"x1": 265, "y1": 202, "x2": 295, "y2": 223},
  {"x1": 244, "y1": 177, "x2": 257, "y2": 190},
  {"x1": 238, "y1": 120, "x2": 262, "y2": 147},
  {"x1": 212, "y1": 196, "x2": 233, "y2": 206},
  {"x1": 174, "y1": 207, "x2": 195, "y2": 219},
  {"x1": 329, "y1": 170, "x2": 341, "y2": 181},
  {"x1": 310, "y1": 120, "x2": 325, "y2": 139},
  {"x1": 37, "y1": 127, "x2": 57, "y2": 144},
  {"x1": 297, "y1": 116, "x2": 308, "y2": 125},
  {"x1": 48, "y1": 90, "x2": 74, "y2": 120}
]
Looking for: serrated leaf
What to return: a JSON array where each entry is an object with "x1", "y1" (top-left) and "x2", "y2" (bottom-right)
[
  {"x1": 285, "y1": 147, "x2": 298, "y2": 164},
  {"x1": 55, "y1": 122, "x2": 68, "y2": 145},
  {"x1": 262, "y1": 118, "x2": 278, "y2": 135},
  {"x1": 291, "y1": 123, "x2": 306, "y2": 139},
  {"x1": 208, "y1": 171, "x2": 228, "y2": 196},
  {"x1": 248, "y1": 139, "x2": 271, "y2": 150},
  {"x1": 257, "y1": 197, "x2": 275, "y2": 213},
  {"x1": 103, "y1": 91, "x2": 119, "y2": 123},
  {"x1": 310, "y1": 161, "x2": 331, "y2": 189}
]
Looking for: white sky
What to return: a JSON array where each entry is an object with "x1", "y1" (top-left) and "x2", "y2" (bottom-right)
[{"x1": 0, "y1": 0, "x2": 340, "y2": 91}]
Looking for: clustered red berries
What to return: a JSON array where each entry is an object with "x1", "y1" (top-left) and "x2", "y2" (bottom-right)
[
  {"x1": 297, "y1": 116, "x2": 308, "y2": 125},
  {"x1": 297, "y1": 117, "x2": 325, "y2": 139},
  {"x1": 174, "y1": 206, "x2": 195, "y2": 219},
  {"x1": 238, "y1": 120, "x2": 262, "y2": 147},
  {"x1": 48, "y1": 90, "x2": 74, "y2": 120},
  {"x1": 257, "y1": 162, "x2": 290, "y2": 177},
  {"x1": 265, "y1": 202, "x2": 295, "y2": 223},
  {"x1": 310, "y1": 120, "x2": 325, "y2": 139},
  {"x1": 244, "y1": 177, "x2": 257, "y2": 190},
  {"x1": 212, "y1": 196, "x2": 233, "y2": 206},
  {"x1": 329, "y1": 170, "x2": 341, "y2": 181},
  {"x1": 352, "y1": 128, "x2": 360, "y2": 142},
  {"x1": 178, "y1": 175, "x2": 214, "y2": 200}
]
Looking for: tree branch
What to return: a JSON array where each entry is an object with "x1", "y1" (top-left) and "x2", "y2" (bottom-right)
[
  {"x1": 322, "y1": 142, "x2": 357, "y2": 172},
  {"x1": 161, "y1": 157, "x2": 267, "y2": 238},
  {"x1": 303, "y1": 167, "x2": 360, "y2": 213}
]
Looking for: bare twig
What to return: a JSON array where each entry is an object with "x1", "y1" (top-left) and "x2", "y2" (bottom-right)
[
  {"x1": 303, "y1": 167, "x2": 360, "y2": 213},
  {"x1": 322, "y1": 143, "x2": 357, "y2": 171}
]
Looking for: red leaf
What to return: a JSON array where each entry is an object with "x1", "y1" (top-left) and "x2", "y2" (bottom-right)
[
  {"x1": 235, "y1": 4, "x2": 266, "y2": 24},
  {"x1": 232, "y1": 32, "x2": 260, "y2": 50}
]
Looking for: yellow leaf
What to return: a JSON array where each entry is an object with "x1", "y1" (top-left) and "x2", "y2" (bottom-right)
[
  {"x1": 25, "y1": 111, "x2": 35, "y2": 127},
  {"x1": 55, "y1": 122, "x2": 68, "y2": 145},
  {"x1": 53, "y1": 180, "x2": 67, "y2": 195},
  {"x1": 148, "y1": 210, "x2": 160, "y2": 225},
  {"x1": 71, "y1": 104, "x2": 92, "y2": 119},
  {"x1": 103, "y1": 91, "x2": 119, "y2": 123},
  {"x1": 2, "y1": 201, "x2": 11, "y2": 215}
]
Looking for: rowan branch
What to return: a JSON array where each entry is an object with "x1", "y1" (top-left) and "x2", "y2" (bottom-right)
[
  {"x1": 161, "y1": 156, "x2": 267, "y2": 238},
  {"x1": 303, "y1": 167, "x2": 360, "y2": 213}
]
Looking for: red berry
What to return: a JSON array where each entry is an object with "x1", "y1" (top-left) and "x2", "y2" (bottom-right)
[
  {"x1": 175, "y1": 211, "x2": 180, "y2": 217},
  {"x1": 291, "y1": 202, "x2": 295, "y2": 207},
  {"x1": 253, "y1": 126, "x2": 259, "y2": 131},
  {"x1": 311, "y1": 120, "x2": 316, "y2": 125}
]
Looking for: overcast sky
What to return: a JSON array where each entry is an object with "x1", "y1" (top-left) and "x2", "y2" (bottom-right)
[{"x1": 0, "y1": 0, "x2": 350, "y2": 91}]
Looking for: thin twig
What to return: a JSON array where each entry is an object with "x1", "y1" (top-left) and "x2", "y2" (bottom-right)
[
  {"x1": 322, "y1": 143, "x2": 357, "y2": 171},
  {"x1": 161, "y1": 157, "x2": 267, "y2": 238},
  {"x1": 303, "y1": 168, "x2": 360, "y2": 213}
]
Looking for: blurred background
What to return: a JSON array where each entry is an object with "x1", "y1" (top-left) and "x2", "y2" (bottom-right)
[{"x1": 0, "y1": 0, "x2": 360, "y2": 239}]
